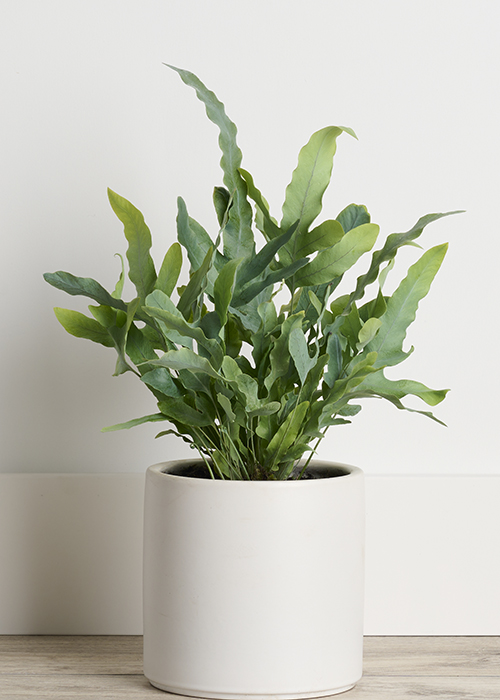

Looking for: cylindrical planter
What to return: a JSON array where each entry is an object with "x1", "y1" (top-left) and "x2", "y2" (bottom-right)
[{"x1": 143, "y1": 460, "x2": 364, "y2": 699}]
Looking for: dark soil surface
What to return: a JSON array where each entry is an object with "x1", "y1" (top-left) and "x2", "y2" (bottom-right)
[{"x1": 165, "y1": 462, "x2": 349, "y2": 481}]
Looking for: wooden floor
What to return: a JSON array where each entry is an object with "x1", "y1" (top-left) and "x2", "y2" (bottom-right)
[{"x1": 0, "y1": 636, "x2": 498, "y2": 699}]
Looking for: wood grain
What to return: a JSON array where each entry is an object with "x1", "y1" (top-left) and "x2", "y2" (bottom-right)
[
  {"x1": 0, "y1": 636, "x2": 499, "y2": 699},
  {"x1": 363, "y1": 636, "x2": 500, "y2": 676},
  {"x1": 0, "y1": 636, "x2": 143, "y2": 674}
]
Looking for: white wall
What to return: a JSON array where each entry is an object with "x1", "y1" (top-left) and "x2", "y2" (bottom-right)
[{"x1": 2, "y1": 0, "x2": 498, "y2": 477}]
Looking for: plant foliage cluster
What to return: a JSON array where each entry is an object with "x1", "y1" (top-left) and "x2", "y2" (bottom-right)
[{"x1": 44, "y1": 65, "x2": 457, "y2": 480}]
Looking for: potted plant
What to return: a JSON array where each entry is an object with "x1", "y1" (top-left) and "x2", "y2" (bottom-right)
[{"x1": 44, "y1": 65, "x2": 458, "y2": 698}]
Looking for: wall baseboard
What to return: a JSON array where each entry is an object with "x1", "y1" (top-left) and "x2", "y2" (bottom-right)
[{"x1": 1, "y1": 473, "x2": 499, "y2": 635}]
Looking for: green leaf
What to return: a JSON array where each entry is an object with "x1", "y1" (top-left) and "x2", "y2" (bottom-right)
[
  {"x1": 88, "y1": 304, "x2": 116, "y2": 328},
  {"x1": 264, "y1": 313, "x2": 304, "y2": 391},
  {"x1": 44, "y1": 271, "x2": 127, "y2": 311},
  {"x1": 112, "y1": 253, "x2": 125, "y2": 299},
  {"x1": 158, "y1": 397, "x2": 214, "y2": 427},
  {"x1": 336, "y1": 203, "x2": 370, "y2": 232},
  {"x1": 198, "y1": 311, "x2": 222, "y2": 341},
  {"x1": 357, "y1": 317, "x2": 382, "y2": 351},
  {"x1": 177, "y1": 246, "x2": 213, "y2": 321},
  {"x1": 294, "y1": 223, "x2": 379, "y2": 287},
  {"x1": 341, "y1": 303, "x2": 363, "y2": 351},
  {"x1": 348, "y1": 211, "x2": 461, "y2": 308},
  {"x1": 324, "y1": 333, "x2": 342, "y2": 388},
  {"x1": 102, "y1": 413, "x2": 167, "y2": 432},
  {"x1": 148, "y1": 347, "x2": 222, "y2": 379},
  {"x1": 232, "y1": 257, "x2": 309, "y2": 307},
  {"x1": 294, "y1": 219, "x2": 344, "y2": 258},
  {"x1": 221, "y1": 354, "x2": 242, "y2": 381},
  {"x1": 288, "y1": 326, "x2": 318, "y2": 385},
  {"x1": 323, "y1": 352, "x2": 379, "y2": 410},
  {"x1": 155, "y1": 242, "x2": 182, "y2": 297},
  {"x1": 53, "y1": 308, "x2": 114, "y2": 347},
  {"x1": 359, "y1": 288, "x2": 387, "y2": 322},
  {"x1": 214, "y1": 258, "x2": 241, "y2": 326},
  {"x1": 107, "y1": 189, "x2": 156, "y2": 300},
  {"x1": 239, "y1": 168, "x2": 281, "y2": 240},
  {"x1": 248, "y1": 401, "x2": 280, "y2": 418},
  {"x1": 217, "y1": 393, "x2": 236, "y2": 422},
  {"x1": 176, "y1": 197, "x2": 223, "y2": 278},
  {"x1": 166, "y1": 64, "x2": 254, "y2": 260},
  {"x1": 108, "y1": 298, "x2": 141, "y2": 376},
  {"x1": 213, "y1": 186, "x2": 231, "y2": 227},
  {"x1": 125, "y1": 324, "x2": 160, "y2": 370},
  {"x1": 235, "y1": 223, "x2": 298, "y2": 292},
  {"x1": 146, "y1": 289, "x2": 183, "y2": 318},
  {"x1": 143, "y1": 289, "x2": 192, "y2": 348},
  {"x1": 141, "y1": 367, "x2": 183, "y2": 398},
  {"x1": 281, "y1": 125, "x2": 356, "y2": 235},
  {"x1": 264, "y1": 401, "x2": 309, "y2": 468},
  {"x1": 360, "y1": 389, "x2": 447, "y2": 426},
  {"x1": 367, "y1": 243, "x2": 448, "y2": 367},
  {"x1": 224, "y1": 316, "x2": 243, "y2": 357},
  {"x1": 144, "y1": 293, "x2": 224, "y2": 368},
  {"x1": 359, "y1": 371, "x2": 449, "y2": 407}
]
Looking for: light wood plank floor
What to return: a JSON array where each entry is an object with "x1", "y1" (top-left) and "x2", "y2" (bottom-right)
[{"x1": 0, "y1": 636, "x2": 499, "y2": 699}]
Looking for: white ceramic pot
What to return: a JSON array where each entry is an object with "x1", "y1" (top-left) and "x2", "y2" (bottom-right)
[{"x1": 143, "y1": 460, "x2": 364, "y2": 699}]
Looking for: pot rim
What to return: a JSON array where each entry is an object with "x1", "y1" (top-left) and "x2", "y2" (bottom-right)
[{"x1": 147, "y1": 459, "x2": 363, "y2": 486}]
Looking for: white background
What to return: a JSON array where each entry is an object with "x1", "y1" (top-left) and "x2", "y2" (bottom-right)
[{"x1": 2, "y1": 0, "x2": 499, "y2": 475}]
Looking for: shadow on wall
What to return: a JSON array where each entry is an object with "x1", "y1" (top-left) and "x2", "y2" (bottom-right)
[{"x1": 0, "y1": 473, "x2": 144, "y2": 634}]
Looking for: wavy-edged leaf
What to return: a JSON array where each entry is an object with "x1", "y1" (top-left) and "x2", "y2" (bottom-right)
[
  {"x1": 232, "y1": 257, "x2": 309, "y2": 307},
  {"x1": 88, "y1": 304, "x2": 116, "y2": 328},
  {"x1": 264, "y1": 400, "x2": 309, "y2": 469},
  {"x1": 294, "y1": 219, "x2": 344, "y2": 258},
  {"x1": 147, "y1": 347, "x2": 222, "y2": 379},
  {"x1": 361, "y1": 389, "x2": 447, "y2": 426},
  {"x1": 281, "y1": 125, "x2": 356, "y2": 235},
  {"x1": 107, "y1": 189, "x2": 156, "y2": 300},
  {"x1": 158, "y1": 397, "x2": 214, "y2": 427},
  {"x1": 248, "y1": 401, "x2": 280, "y2": 418},
  {"x1": 288, "y1": 326, "x2": 318, "y2": 385},
  {"x1": 177, "y1": 246, "x2": 213, "y2": 321},
  {"x1": 166, "y1": 64, "x2": 254, "y2": 260},
  {"x1": 53, "y1": 308, "x2": 114, "y2": 347},
  {"x1": 323, "y1": 352, "x2": 380, "y2": 409},
  {"x1": 294, "y1": 223, "x2": 379, "y2": 287},
  {"x1": 367, "y1": 243, "x2": 448, "y2": 367},
  {"x1": 112, "y1": 253, "x2": 125, "y2": 299},
  {"x1": 336, "y1": 203, "x2": 370, "y2": 232},
  {"x1": 155, "y1": 242, "x2": 182, "y2": 297},
  {"x1": 108, "y1": 298, "x2": 141, "y2": 376},
  {"x1": 264, "y1": 313, "x2": 304, "y2": 391},
  {"x1": 141, "y1": 367, "x2": 183, "y2": 398},
  {"x1": 239, "y1": 168, "x2": 281, "y2": 240},
  {"x1": 44, "y1": 271, "x2": 127, "y2": 311},
  {"x1": 239, "y1": 223, "x2": 298, "y2": 287},
  {"x1": 176, "y1": 197, "x2": 218, "y2": 272},
  {"x1": 144, "y1": 294, "x2": 224, "y2": 368},
  {"x1": 126, "y1": 324, "x2": 160, "y2": 370},
  {"x1": 217, "y1": 393, "x2": 236, "y2": 422},
  {"x1": 348, "y1": 211, "x2": 461, "y2": 308},
  {"x1": 324, "y1": 333, "x2": 342, "y2": 388},
  {"x1": 102, "y1": 413, "x2": 167, "y2": 432},
  {"x1": 359, "y1": 371, "x2": 448, "y2": 407},
  {"x1": 357, "y1": 317, "x2": 382, "y2": 351},
  {"x1": 213, "y1": 186, "x2": 231, "y2": 227},
  {"x1": 214, "y1": 258, "x2": 241, "y2": 326},
  {"x1": 143, "y1": 289, "x2": 191, "y2": 349}
]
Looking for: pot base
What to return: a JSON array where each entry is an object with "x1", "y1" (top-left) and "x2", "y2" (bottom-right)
[{"x1": 147, "y1": 679, "x2": 357, "y2": 699}]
